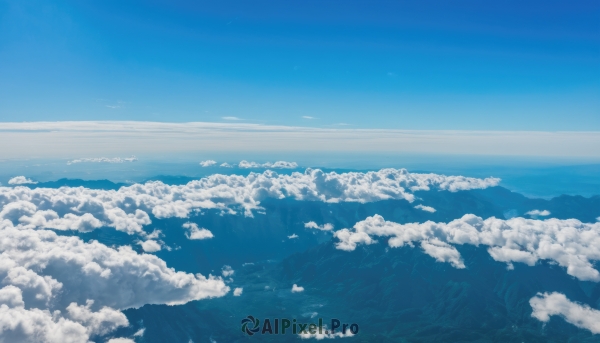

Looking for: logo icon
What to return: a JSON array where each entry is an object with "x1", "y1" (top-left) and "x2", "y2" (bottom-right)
[{"x1": 241, "y1": 315, "x2": 260, "y2": 336}]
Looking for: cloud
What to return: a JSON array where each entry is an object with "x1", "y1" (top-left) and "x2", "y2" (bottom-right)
[
  {"x1": 133, "y1": 328, "x2": 145, "y2": 337},
  {"x1": 200, "y1": 160, "x2": 217, "y2": 167},
  {"x1": 1, "y1": 121, "x2": 599, "y2": 159},
  {"x1": 298, "y1": 325, "x2": 354, "y2": 340},
  {"x1": 334, "y1": 214, "x2": 600, "y2": 281},
  {"x1": 304, "y1": 222, "x2": 334, "y2": 231},
  {"x1": 65, "y1": 300, "x2": 129, "y2": 336},
  {"x1": 302, "y1": 116, "x2": 315, "y2": 119},
  {"x1": 0, "y1": 169, "x2": 499, "y2": 234},
  {"x1": 530, "y1": 292, "x2": 600, "y2": 334},
  {"x1": 0, "y1": 222, "x2": 229, "y2": 342},
  {"x1": 233, "y1": 288, "x2": 243, "y2": 296},
  {"x1": 0, "y1": 298, "x2": 99, "y2": 343},
  {"x1": 237, "y1": 160, "x2": 299, "y2": 169},
  {"x1": 107, "y1": 339, "x2": 136, "y2": 343},
  {"x1": 219, "y1": 163, "x2": 233, "y2": 168},
  {"x1": 414, "y1": 204, "x2": 436, "y2": 213},
  {"x1": 221, "y1": 117, "x2": 241, "y2": 121},
  {"x1": 222, "y1": 266, "x2": 234, "y2": 277},
  {"x1": 288, "y1": 234, "x2": 299, "y2": 239},
  {"x1": 420, "y1": 239, "x2": 465, "y2": 268},
  {"x1": 291, "y1": 284, "x2": 304, "y2": 293},
  {"x1": 182, "y1": 222, "x2": 214, "y2": 240},
  {"x1": 67, "y1": 156, "x2": 137, "y2": 165},
  {"x1": 526, "y1": 209, "x2": 551, "y2": 217},
  {"x1": 8, "y1": 176, "x2": 37, "y2": 185},
  {"x1": 138, "y1": 240, "x2": 161, "y2": 253}
]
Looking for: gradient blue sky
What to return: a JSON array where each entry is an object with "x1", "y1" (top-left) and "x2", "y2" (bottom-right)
[{"x1": 0, "y1": 0, "x2": 598, "y2": 130}]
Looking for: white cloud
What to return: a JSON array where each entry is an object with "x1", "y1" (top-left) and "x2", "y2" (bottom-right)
[
  {"x1": 0, "y1": 169, "x2": 499, "y2": 234},
  {"x1": 298, "y1": 325, "x2": 354, "y2": 340},
  {"x1": 233, "y1": 287, "x2": 243, "y2": 296},
  {"x1": 106, "y1": 339, "x2": 136, "y2": 343},
  {"x1": 334, "y1": 214, "x2": 600, "y2": 281},
  {"x1": 139, "y1": 240, "x2": 161, "y2": 253},
  {"x1": 238, "y1": 160, "x2": 299, "y2": 169},
  {"x1": 0, "y1": 222, "x2": 229, "y2": 342},
  {"x1": 219, "y1": 163, "x2": 233, "y2": 168},
  {"x1": 8, "y1": 176, "x2": 37, "y2": 185},
  {"x1": 200, "y1": 160, "x2": 217, "y2": 167},
  {"x1": 1, "y1": 121, "x2": 599, "y2": 159},
  {"x1": 304, "y1": 222, "x2": 334, "y2": 231},
  {"x1": 530, "y1": 292, "x2": 600, "y2": 334},
  {"x1": 133, "y1": 328, "x2": 145, "y2": 337},
  {"x1": 291, "y1": 284, "x2": 304, "y2": 293},
  {"x1": 222, "y1": 266, "x2": 234, "y2": 278},
  {"x1": 65, "y1": 300, "x2": 129, "y2": 336},
  {"x1": 0, "y1": 300, "x2": 93, "y2": 343},
  {"x1": 526, "y1": 209, "x2": 551, "y2": 217},
  {"x1": 414, "y1": 204, "x2": 436, "y2": 213},
  {"x1": 288, "y1": 234, "x2": 299, "y2": 239},
  {"x1": 302, "y1": 116, "x2": 315, "y2": 119},
  {"x1": 221, "y1": 117, "x2": 241, "y2": 121},
  {"x1": 67, "y1": 156, "x2": 137, "y2": 165},
  {"x1": 182, "y1": 222, "x2": 214, "y2": 240},
  {"x1": 420, "y1": 239, "x2": 465, "y2": 268}
]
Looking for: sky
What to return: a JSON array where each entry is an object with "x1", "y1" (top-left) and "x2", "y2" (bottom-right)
[{"x1": 0, "y1": 0, "x2": 598, "y2": 130}]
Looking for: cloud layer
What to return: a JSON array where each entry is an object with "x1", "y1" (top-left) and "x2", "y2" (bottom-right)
[
  {"x1": 0, "y1": 220, "x2": 229, "y2": 342},
  {"x1": 0, "y1": 169, "x2": 499, "y2": 234},
  {"x1": 1, "y1": 121, "x2": 598, "y2": 158},
  {"x1": 334, "y1": 214, "x2": 600, "y2": 281}
]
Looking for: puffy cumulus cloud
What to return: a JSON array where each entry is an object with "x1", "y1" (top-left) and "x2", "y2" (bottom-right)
[
  {"x1": 67, "y1": 156, "x2": 137, "y2": 165},
  {"x1": 0, "y1": 300, "x2": 92, "y2": 343},
  {"x1": 292, "y1": 284, "x2": 304, "y2": 293},
  {"x1": 0, "y1": 222, "x2": 229, "y2": 309},
  {"x1": 233, "y1": 287, "x2": 243, "y2": 296},
  {"x1": 0, "y1": 169, "x2": 498, "y2": 234},
  {"x1": 237, "y1": 160, "x2": 299, "y2": 169},
  {"x1": 0, "y1": 222, "x2": 229, "y2": 342},
  {"x1": 219, "y1": 163, "x2": 233, "y2": 168},
  {"x1": 65, "y1": 300, "x2": 129, "y2": 336},
  {"x1": 298, "y1": 325, "x2": 354, "y2": 340},
  {"x1": 304, "y1": 222, "x2": 334, "y2": 231},
  {"x1": 414, "y1": 204, "x2": 436, "y2": 213},
  {"x1": 526, "y1": 209, "x2": 551, "y2": 217},
  {"x1": 7, "y1": 176, "x2": 37, "y2": 185},
  {"x1": 182, "y1": 222, "x2": 214, "y2": 240},
  {"x1": 530, "y1": 292, "x2": 600, "y2": 334},
  {"x1": 200, "y1": 160, "x2": 217, "y2": 167},
  {"x1": 138, "y1": 240, "x2": 161, "y2": 253},
  {"x1": 334, "y1": 214, "x2": 600, "y2": 281}
]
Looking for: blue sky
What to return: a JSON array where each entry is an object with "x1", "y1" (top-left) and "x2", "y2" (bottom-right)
[{"x1": 0, "y1": 0, "x2": 598, "y2": 130}]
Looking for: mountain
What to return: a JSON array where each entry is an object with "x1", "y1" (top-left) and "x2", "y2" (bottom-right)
[{"x1": 92, "y1": 185, "x2": 600, "y2": 343}]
